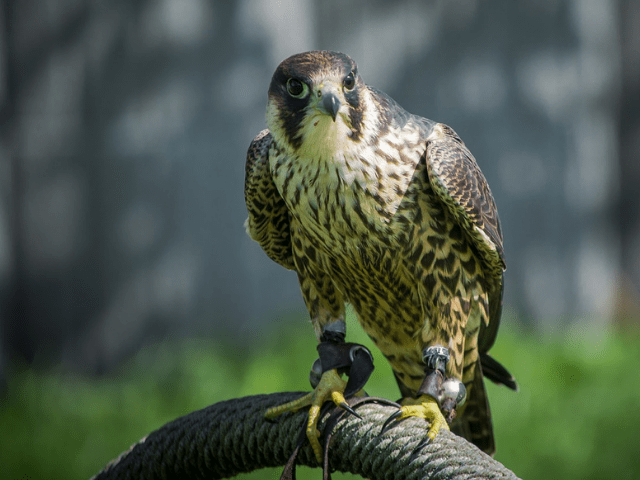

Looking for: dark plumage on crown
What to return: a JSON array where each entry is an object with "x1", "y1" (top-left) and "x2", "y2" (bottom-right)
[{"x1": 270, "y1": 51, "x2": 357, "y2": 91}]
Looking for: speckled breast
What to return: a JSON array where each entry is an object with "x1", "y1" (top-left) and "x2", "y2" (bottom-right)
[{"x1": 270, "y1": 144, "x2": 446, "y2": 388}]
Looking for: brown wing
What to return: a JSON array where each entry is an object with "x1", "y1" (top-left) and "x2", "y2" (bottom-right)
[
  {"x1": 425, "y1": 123, "x2": 517, "y2": 390},
  {"x1": 425, "y1": 123, "x2": 505, "y2": 275},
  {"x1": 244, "y1": 129, "x2": 295, "y2": 270}
]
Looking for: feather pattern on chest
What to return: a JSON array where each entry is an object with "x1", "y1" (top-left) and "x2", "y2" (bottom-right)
[{"x1": 269, "y1": 119, "x2": 431, "y2": 254}]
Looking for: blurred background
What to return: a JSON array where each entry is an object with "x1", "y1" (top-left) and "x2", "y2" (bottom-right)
[{"x1": 1, "y1": 0, "x2": 639, "y2": 479}]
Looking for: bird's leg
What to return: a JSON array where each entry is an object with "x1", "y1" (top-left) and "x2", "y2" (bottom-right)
[
  {"x1": 265, "y1": 320, "x2": 374, "y2": 463},
  {"x1": 421, "y1": 345, "x2": 467, "y2": 422},
  {"x1": 382, "y1": 345, "x2": 465, "y2": 441}
]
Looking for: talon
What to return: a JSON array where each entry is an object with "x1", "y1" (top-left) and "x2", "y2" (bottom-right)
[
  {"x1": 338, "y1": 401, "x2": 362, "y2": 419},
  {"x1": 270, "y1": 339, "x2": 375, "y2": 465},
  {"x1": 330, "y1": 389, "x2": 347, "y2": 406},
  {"x1": 381, "y1": 395, "x2": 449, "y2": 440},
  {"x1": 380, "y1": 408, "x2": 403, "y2": 434},
  {"x1": 265, "y1": 368, "x2": 348, "y2": 464}
]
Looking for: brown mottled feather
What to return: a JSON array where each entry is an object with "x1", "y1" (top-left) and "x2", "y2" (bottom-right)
[
  {"x1": 426, "y1": 123, "x2": 517, "y2": 391},
  {"x1": 244, "y1": 129, "x2": 294, "y2": 270},
  {"x1": 244, "y1": 50, "x2": 516, "y2": 455},
  {"x1": 425, "y1": 124, "x2": 505, "y2": 274}
]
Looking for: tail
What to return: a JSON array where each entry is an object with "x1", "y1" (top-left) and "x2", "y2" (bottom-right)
[
  {"x1": 451, "y1": 359, "x2": 496, "y2": 455},
  {"x1": 480, "y1": 352, "x2": 518, "y2": 391}
]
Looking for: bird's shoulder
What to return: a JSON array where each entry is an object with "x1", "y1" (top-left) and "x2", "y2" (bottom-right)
[
  {"x1": 367, "y1": 86, "x2": 436, "y2": 136},
  {"x1": 419, "y1": 122, "x2": 507, "y2": 350},
  {"x1": 244, "y1": 129, "x2": 295, "y2": 270},
  {"x1": 366, "y1": 87, "x2": 504, "y2": 270},
  {"x1": 423, "y1": 123, "x2": 505, "y2": 273}
]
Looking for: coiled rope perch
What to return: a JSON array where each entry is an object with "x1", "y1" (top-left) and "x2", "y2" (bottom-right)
[{"x1": 92, "y1": 392, "x2": 520, "y2": 479}]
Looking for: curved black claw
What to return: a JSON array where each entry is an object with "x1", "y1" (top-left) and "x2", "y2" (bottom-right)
[
  {"x1": 414, "y1": 436, "x2": 432, "y2": 452},
  {"x1": 338, "y1": 401, "x2": 362, "y2": 419},
  {"x1": 380, "y1": 408, "x2": 404, "y2": 434}
]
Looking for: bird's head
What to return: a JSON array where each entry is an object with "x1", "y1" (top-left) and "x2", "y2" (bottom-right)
[{"x1": 266, "y1": 51, "x2": 370, "y2": 159}]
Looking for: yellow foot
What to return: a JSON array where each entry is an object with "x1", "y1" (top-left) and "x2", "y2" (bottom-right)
[
  {"x1": 265, "y1": 369, "x2": 350, "y2": 463},
  {"x1": 381, "y1": 394, "x2": 449, "y2": 442}
]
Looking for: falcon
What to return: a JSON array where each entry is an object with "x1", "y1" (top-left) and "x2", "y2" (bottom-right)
[{"x1": 244, "y1": 50, "x2": 517, "y2": 462}]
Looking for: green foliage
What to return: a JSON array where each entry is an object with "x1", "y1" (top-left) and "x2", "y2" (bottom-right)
[
  {"x1": 487, "y1": 325, "x2": 640, "y2": 480},
  {"x1": 1, "y1": 317, "x2": 639, "y2": 480}
]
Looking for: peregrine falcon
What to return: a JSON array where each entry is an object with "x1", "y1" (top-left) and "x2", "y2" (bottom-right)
[{"x1": 244, "y1": 50, "x2": 517, "y2": 461}]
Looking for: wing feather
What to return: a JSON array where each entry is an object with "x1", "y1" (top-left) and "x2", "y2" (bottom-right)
[
  {"x1": 244, "y1": 129, "x2": 295, "y2": 270},
  {"x1": 425, "y1": 123, "x2": 507, "y2": 354},
  {"x1": 425, "y1": 124, "x2": 505, "y2": 274}
]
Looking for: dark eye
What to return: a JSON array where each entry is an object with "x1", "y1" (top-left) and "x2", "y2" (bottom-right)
[
  {"x1": 343, "y1": 72, "x2": 356, "y2": 91},
  {"x1": 286, "y1": 78, "x2": 308, "y2": 98}
]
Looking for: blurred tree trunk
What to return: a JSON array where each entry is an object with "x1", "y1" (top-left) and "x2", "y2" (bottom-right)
[
  {"x1": 0, "y1": 0, "x2": 30, "y2": 372},
  {"x1": 616, "y1": 0, "x2": 640, "y2": 327}
]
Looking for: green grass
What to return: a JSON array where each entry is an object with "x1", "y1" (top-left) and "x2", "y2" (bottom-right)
[{"x1": 1, "y1": 315, "x2": 639, "y2": 480}]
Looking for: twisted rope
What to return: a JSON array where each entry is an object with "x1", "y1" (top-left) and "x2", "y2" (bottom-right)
[{"x1": 92, "y1": 392, "x2": 520, "y2": 479}]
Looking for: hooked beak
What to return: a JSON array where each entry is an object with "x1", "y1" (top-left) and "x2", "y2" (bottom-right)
[{"x1": 318, "y1": 91, "x2": 341, "y2": 121}]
